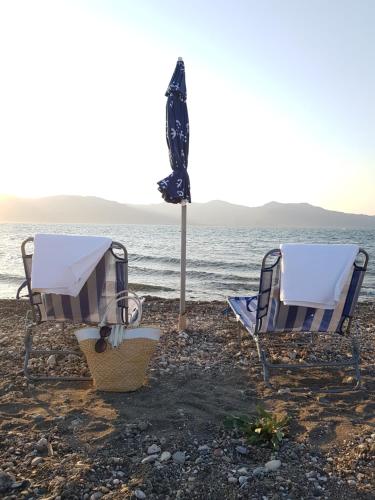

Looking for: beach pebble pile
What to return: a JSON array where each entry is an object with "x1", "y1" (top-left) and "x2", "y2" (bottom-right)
[{"x1": 0, "y1": 298, "x2": 374, "y2": 499}]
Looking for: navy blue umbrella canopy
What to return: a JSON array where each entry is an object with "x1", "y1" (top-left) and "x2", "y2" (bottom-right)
[{"x1": 157, "y1": 59, "x2": 190, "y2": 204}]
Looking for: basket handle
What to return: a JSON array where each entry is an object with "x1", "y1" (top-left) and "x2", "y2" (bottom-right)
[{"x1": 98, "y1": 290, "x2": 143, "y2": 328}]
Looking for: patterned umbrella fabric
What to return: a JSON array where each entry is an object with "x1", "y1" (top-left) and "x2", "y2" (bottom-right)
[{"x1": 157, "y1": 59, "x2": 190, "y2": 203}]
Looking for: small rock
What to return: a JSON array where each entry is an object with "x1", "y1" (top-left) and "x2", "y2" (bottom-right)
[
  {"x1": 306, "y1": 471, "x2": 316, "y2": 479},
  {"x1": 31, "y1": 457, "x2": 43, "y2": 467},
  {"x1": 70, "y1": 418, "x2": 82, "y2": 429},
  {"x1": 238, "y1": 476, "x2": 249, "y2": 485},
  {"x1": 141, "y1": 455, "x2": 158, "y2": 464},
  {"x1": 47, "y1": 355, "x2": 57, "y2": 367},
  {"x1": 236, "y1": 445, "x2": 249, "y2": 455},
  {"x1": 160, "y1": 451, "x2": 171, "y2": 462},
  {"x1": 90, "y1": 493, "x2": 103, "y2": 500},
  {"x1": 147, "y1": 444, "x2": 161, "y2": 455},
  {"x1": 137, "y1": 421, "x2": 149, "y2": 431},
  {"x1": 135, "y1": 489, "x2": 146, "y2": 499},
  {"x1": 228, "y1": 476, "x2": 237, "y2": 483},
  {"x1": 0, "y1": 472, "x2": 13, "y2": 493},
  {"x1": 172, "y1": 451, "x2": 186, "y2": 465},
  {"x1": 252, "y1": 466, "x2": 266, "y2": 476},
  {"x1": 264, "y1": 459, "x2": 281, "y2": 472},
  {"x1": 32, "y1": 414, "x2": 45, "y2": 422},
  {"x1": 11, "y1": 480, "x2": 28, "y2": 490},
  {"x1": 277, "y1": 388, "x2": 291, "y2": 395},
  {"x1": 238, "y1": 467, "x2": 248, "y2": 474},
  {"x1": 36, "y1": 438, "x2": 48, "y2": 451}
]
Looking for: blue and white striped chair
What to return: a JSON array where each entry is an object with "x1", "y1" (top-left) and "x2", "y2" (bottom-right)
[
  {"x1": 228, "y1": 248, "x2": 369, "y2": 390},
  {"x1": 18, "y1": 237, "x2": 139, "y2": 381}
]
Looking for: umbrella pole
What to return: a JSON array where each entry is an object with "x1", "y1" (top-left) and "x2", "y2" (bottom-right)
[{"x1": 178, "y1": 201, "x2": 187, "y2": 331}]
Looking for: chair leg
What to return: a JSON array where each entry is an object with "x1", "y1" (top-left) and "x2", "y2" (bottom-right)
[
  {"x1": 251, "y1": 330, "x2": 362, "y2": 393},
  {"x1": 254, "y1": 335, "x2": 271, "y2": 387},
  {"x1": 237, "y1": 323, "x2": 242, "y2": 350},
  {"x1": 24, "y1": 318, "x2": 33, "y2": 381},
  {"x1": 23, "y1": 312, "x2": 92, "y2": 382},
  {"x1": 351, "y1": 335, "x2": 361, "y2": 390}
]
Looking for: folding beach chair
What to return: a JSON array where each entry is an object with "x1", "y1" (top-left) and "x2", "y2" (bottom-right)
[
  {"x1": 227, "y1": 247, "x2": 369, "y2": 391},
  {"x1": 17, "y1": 237, "x2": 139, "y2": 381}
]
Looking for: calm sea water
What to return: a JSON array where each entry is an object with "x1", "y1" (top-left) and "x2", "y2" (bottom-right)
[{"x1": 0, "y1": 223, "x2": 374, "y2": 301}]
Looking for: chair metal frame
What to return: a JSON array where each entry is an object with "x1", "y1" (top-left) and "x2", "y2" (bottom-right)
[
  {"x1": 17, "y1": 237, "x2": 129, "y2": 382},
  {"x1": 229, "y1": 248, "x2": 369, "y2": 392}
]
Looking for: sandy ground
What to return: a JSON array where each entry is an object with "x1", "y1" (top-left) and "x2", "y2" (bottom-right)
[{"x1": 0, "y1": 297, "x2": 374, "y2": 500}]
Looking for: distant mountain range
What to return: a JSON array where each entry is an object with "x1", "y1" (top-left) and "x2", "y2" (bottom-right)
[{"x1": 0, "y1": 195, "x2": 374, "y2": 228}]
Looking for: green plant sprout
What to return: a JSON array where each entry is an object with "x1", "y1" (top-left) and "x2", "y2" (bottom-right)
[{"x1": 224, "y1": 405, "x2": 290, "y2": 449}]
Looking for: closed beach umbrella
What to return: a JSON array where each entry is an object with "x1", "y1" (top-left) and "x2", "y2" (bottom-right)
[{"x1": 157, "y1": 57, "x2": 190, "y2": 330}]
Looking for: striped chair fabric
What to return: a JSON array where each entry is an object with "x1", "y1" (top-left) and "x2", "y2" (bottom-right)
[
  {"x1": 23, "y1": 247, "x2": 127, "y2": 325},
  {"x1": 228, "y1": 249, "x2": 366, "y2": 336}
]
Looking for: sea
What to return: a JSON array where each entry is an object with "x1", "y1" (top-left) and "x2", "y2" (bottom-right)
[{"x1": 0, "y1": 223, "x2": 374, "y2": 302}]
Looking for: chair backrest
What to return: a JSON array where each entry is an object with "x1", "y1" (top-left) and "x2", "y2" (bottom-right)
[
  {"x1": 21, "y1": 238, "x2": 129, "y2": 325},
  {"x1": 256, "y1": 248, "x2": 368, "y2": 334}
]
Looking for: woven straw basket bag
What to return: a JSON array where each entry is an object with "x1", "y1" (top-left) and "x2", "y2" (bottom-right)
[{"x1": 75, "y1": 291, "x2": 161, "y2": 392}]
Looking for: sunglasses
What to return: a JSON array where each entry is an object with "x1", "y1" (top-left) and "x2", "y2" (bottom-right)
[{"x1": 95, "y1": 325, "x2": 112, "y2": 353}]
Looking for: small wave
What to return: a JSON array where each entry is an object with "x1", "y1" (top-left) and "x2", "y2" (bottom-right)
[
  {"x1": 130, "y1": 265, "x2": 180, "y2": 277},
  {"x1": 130, "y1": 253, "x2": 250, "y2": 271},
  {"x1": 0, "y1": 273, "x2": 24, "y2": 283},
  {"x1": 128, "y1": 282, "x2": 175, "y2": 292},
  {"x1": 130, "y1": 265, "x2": 253, "y2": 282}
]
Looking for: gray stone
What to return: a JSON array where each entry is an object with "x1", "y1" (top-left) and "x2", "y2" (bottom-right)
[
  {"x1": 90, "y1": 493, "x2": 103, "y2": 500},
  {"x1": 277, "y1": 388, "x2": 291, "y2": 394},
  {"x1": 137, "y1": 421, "x2": 149, "y2": 431},
  {"x1": 147, "y1": 444, "x2": 161, "y2": 455},
  {"x1": 264, "y1": 459, "x2": 281, "y2": 472},
  {"x1": 31, "y1": 457, "x2": 43, "y2": 466},
  {"x1": 238, "y1": 467, "x2": 248, "y2": 474},
  {"x1": 238, "y1": 476, "x2": 249, "y2": 485},
  {"x1": 172, "y1": 451, "x2": 186, "y2": 465},
  {"x1": 0, "y1": 472, "x2": 13, "y2": 493},
  {"x1": 141, "y1": 454, "x2": 158, "y2": 464},
  {"x1": 236, "y1": 446, "x2": 249, "y2": 455},
  {"x1": 36, "y1": 438, "x2": 48, "y2": 451},
  {"x1": 252, "y1": 466, "x2": 266, "y2": 476},
  {"x1": 160, "y1": 451, "x2": 171, "y2": 462},
  {"x1": 135, "y1": 489, "x2": 146, "y2": 499},
  {"x1": 47, "y1": 355, "x2": 57, "y2": 367}
]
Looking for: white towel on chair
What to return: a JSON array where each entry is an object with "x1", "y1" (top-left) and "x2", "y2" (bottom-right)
[
  {"x1": 280, "y1": 243, "x2": 359, "y2": 309},
  {"x1": 31, "y1": 233, "x2": 112, "y2": 296}
]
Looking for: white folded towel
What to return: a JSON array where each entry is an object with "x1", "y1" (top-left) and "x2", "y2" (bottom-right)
[
  {"x1": 280, "y1": 243, "x2": 359, "y2": 309},
  {"x1": 31, "y1": 233, "x2": 112, "y2": 296}
]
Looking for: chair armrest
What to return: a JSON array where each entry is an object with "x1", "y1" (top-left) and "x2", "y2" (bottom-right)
[{"x1": 246, "y1": 295, "x2": 258, "y2": 312}]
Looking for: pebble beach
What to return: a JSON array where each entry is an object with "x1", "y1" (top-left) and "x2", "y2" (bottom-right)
[{"x1": 0, "y1": 297, "x2": 374, "y2": 499}]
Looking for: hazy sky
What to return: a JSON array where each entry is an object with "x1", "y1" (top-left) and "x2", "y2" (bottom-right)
[{"x1": 0, "y1": 0, "x2": 374, "y2": 214}]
